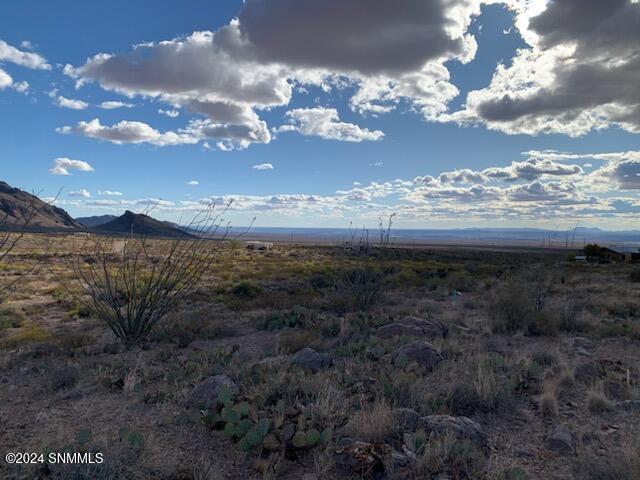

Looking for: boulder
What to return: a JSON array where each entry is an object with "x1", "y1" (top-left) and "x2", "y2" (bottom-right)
[
  {"x1": 420, "y1": 415, "x2": 488, "y2": 449},
  {"x1": 393, "y1": 341, "x2": 443, "y2": 370},
  {"x1": 335, "y1": 440, "x2": 391, "y2": 478},
  {"x1": 545, "y1": 426, "x2": 574, "y2": 455},
  {"x1": 616, "y1": 400, "x2": 640, "y2": 411},
  {"x1": 375, "y1": 316, "x2": 447, "y2": 340},
  {"x1": 394, "y1": 408, "x2": 420, "y2": 432},
  {"x1": 184, "y1": 375, "x2": 237, "y2": 410},
  {"x1": 573, "y1": 363, "x2": 598, "y2": 383},
  {"x1": 291, "y1": 348, "x2": 332, "y2": 372}
]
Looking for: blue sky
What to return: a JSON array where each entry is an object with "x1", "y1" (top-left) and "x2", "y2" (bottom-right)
[{"x1": 1, "y1": 0, "x2": 639, "y2": 229}]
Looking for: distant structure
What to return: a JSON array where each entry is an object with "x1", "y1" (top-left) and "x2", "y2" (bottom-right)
[
  {"x1": 246, "y1": 241, "x2": 273, "y2": 251},
  {"x1": 600, "y1": 246, "x2": 640, "y2": 263}
]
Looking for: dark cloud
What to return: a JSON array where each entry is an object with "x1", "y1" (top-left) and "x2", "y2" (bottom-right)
[{"x1": 238, "y1": 0, "x2": 477, "y2": 74}]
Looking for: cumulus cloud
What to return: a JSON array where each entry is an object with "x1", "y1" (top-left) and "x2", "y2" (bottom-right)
[
  {"x1": 446, "y1": 0, "x2": 640, "y2": 136},
  {"x1": 61, "y1": 1, "x2": 490, "y2": 147},
  {"x1": 278, "y1": 107, "x2": 384, "y2": 142},
  {"x1": 57, "y1": 118, "x2": 199, "y2": 146},
  {"x1": 56, "y1": 95, "x2": 88, "y2": 110},
  {"x1": 187, "y1": 180, "x2": 199, "y2": 185},
  {"x1": 252, "y1": 163, "x2": 273, "y2": 170},
  {"x1": 99, "y1": 101, "x2": 134, "y2": 109},
  {"x1": 63, "y1": 149, "x2": 640, "y2": 225},
  {"x1": 237, "y1": 0, "x2": 479, "y2": 74},
  {"x1": 48, "y1": 157, "x2": 94, "y2": 176},
  {"x1": 68, "y1": 189, "x2": 91, "y2": 198},
  {"x1": 159, "y1": 109, "x2": 179, "y2": 117},
  {"x1": 99, "y1": 190, "x2": 123, "y2": 196},
  {"x1": 0, "y1": 39, "x2": 49, "y2": 91},
  {"x1": 0, "y1": 39, "x2": 50, "y2": 70}
]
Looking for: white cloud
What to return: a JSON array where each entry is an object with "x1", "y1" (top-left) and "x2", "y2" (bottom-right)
[
  {"x1": 445, "y1": 0, "x2": 640, "y2": 136},
  {"x1": 99, "y1": 101, "x2": 134, "y2": 109},
  {"x1": 0, "y1": 39, "x2": 49, "y2": 91},
  {"x1": 57, "y1": 118, "x2": 199, "y2": 146},
  {"x1": 0, "y1": 39, "x2": 50, "y2": 70},
  {"x1": 56, "y1": 96, "x2": 89, "y2": 110},
  {"x1": 68, "y1": 189, "x2": 91, "y2": 198},
  {"x1": 48, "y1": 157, "x2": 94, "y2": 176},
  {"x1": 98, "y1": 190, "x2": 123, "y2": 196},
  {"x1": 278, "y1": 107, "x2": 384, "y2": 142},
  {"x1": 187, "y1": 180, "x2": 199, "y2": 185},
  {"x1": 159, "y1": 109, "x2": 180, "y2": 118},
  {"x1": 61, "y1": 1, "x2": 485, "y2": 147},
  {"x1": 252, "y1": 163, "x2": 274, "y2": 170}
]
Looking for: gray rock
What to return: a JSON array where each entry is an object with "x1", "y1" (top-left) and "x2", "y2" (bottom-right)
[
  {"x1": 393, "y1": 341, "x2": 443, "y2": 370},
  {"x1": 375, "y1": 317, "x2": 447, "y2": 340},
  {"x1": 185, "y1": 375, "x2": 237, "y2": 410},
  {"x1": 291, "y1": 348, "x2": 332, "y2": 372},
  {"x1": 48, "y1": 366, "x2": 79, "y2": 391},
  {"x1": 375, "y1": 323, "x2": 425, "y2": 339},
  {"x1": 335, "y1": 441, "x2": 390, "y2": 476},
  {"x1": 420, "y1": 415, "x2": 487, "y2": 448},
  {"x1": 545, "y1": 426, "x2": 574, "y2": 455},
  {"x1": 395, "y1": 408, "x2": 420, "y2": 432},
  {"x1": 616, "y1": 400, "x2": 640, "y2": 411},
  {"x1": 573, "y1": 363, "x2": 598, "y2": 383}
]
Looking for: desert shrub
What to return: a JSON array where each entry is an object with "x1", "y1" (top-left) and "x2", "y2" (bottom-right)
[
  {"x1": 154, "y1": 309, "x2": 237, "y2": 347},
  {"x1": 630, "y1": 268, "x2": 640, "y2": 283},
  {"x1": 71, "y1": 209, "x2": 229, "y2": 345},
  {"x1": 1, "y1": 324, "x2": 52, "y2": 347},
  {"x1": 253, "y1": 307, "x2": 311, "y2": 331},
  {"x1": 230, "y1": 280, "x2": 262, "y2": 299},
  {"x1": 526, "y1": 309, "x2": 560, "y2": 336},
  {"x1": 583, "y1": 244, "x2": 602, "y2": 259},
  {"x1": 587, "y1": 389, "x2": 614, "y2": 413},
  {"x1": 329, "y1": 263, "x2": 386, "y2": 312},
  {"x1": 0, "y1": 307, "x2": 24, "y2": 330},
  {"x1": 577, "y1": 444, "x2": 640, "y2": 480},
  {"x1": 488, "y1": 283, "x2": 531, "y2": 333},
  {"x1": 343, "y1": 400, "x2": 395, "y2": 443},
  {"x1": 415, "y1": 435, "x2": 487, "y2": 480}
]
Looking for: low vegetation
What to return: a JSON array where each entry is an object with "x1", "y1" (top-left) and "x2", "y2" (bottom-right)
[{"x1": 1, "y1": 233, "x2": 639, "y2": 480}]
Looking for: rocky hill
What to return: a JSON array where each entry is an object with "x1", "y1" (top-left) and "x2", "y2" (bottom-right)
[
  {"x1": 93, "y1": 210, "x2": 195, "y2": 238},
  {"x1": 0, "y1": 181, "x2": 82, "y2": 230}
]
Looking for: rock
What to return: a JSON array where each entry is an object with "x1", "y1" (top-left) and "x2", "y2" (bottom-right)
[
  {"x1": 184, "y1": 375, "x2": 237, "y2": 410},
  {"x1": 375, "y1": 317, "x2": 447, "y2": 340},
  {"x1": 573, "y1": 363, "x2": 599, "y2": 383},
  {"x1": 375, "y1": 323, "x2": 425, "y2": 339},
  {"x1": 401, "y1": 316, "x2": 448, "y2": 338},
  {"x1": 335, "y1": 441, "x2": 390, "y2": 478},
  {"x1": 545, "y1": 426, "x2": 574, "y2": 455},
  {"x1": 48, "y1": 366, "x2": 79, "y2": 391},
  {"x1": 420, "y1": 415, "x2": 488, "y2": 449},
  {"x1": 395, "y1": 408, "x2": 420, "y2": 432},
  {"x1": 616, "y1": 400, "x2": 640, "y2": 411},
  {"x1": 576, "y1": 347, "x2": 592, "y2": 357},
  {"x1": 291, "y1": 348, "x2": 332, "y2": 372},
  {"x1": 393, "y1": 341, "x2": 443, "y2": 370}
]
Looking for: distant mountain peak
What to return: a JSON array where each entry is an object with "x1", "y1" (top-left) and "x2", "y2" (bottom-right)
[{"x1": 93, "y1": 210, "x2": 194, "y2": 238}]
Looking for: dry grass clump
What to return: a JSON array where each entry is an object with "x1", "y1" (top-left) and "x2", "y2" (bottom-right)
[
  {"x1": 414, "y1": 434, "x2": 487, "y2": 480},
  {"x1": 587, "y1": 388, "x2": 614, "y2": 414},
  {"x1": 577, "y1": 443, "x2": 640, "y2": 480},
  {"x1": 540, "y1": 380, "x2": 559, "y2": 418},
  {"x1": 343, "y1": 400, "x2": 395, "y2": 443}
]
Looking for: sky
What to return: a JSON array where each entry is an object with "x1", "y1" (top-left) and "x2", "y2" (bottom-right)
[{"x1": 1, "y1": 0, "x2": 640, "y2": 229}]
